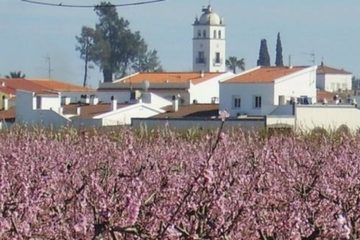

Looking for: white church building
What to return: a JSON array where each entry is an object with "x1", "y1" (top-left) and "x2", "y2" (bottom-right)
[{"x1": 193, "y1": 5, "x2": 226, "y2": 72}]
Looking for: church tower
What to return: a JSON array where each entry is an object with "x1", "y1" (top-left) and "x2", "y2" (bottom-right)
[{"x1": 193, "y1": 5, "x2": 226, "y2": 72}]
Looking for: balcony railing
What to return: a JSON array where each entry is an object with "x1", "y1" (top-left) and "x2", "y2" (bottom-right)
[
  {"x1": 213, "y1": 58, "x2": 223, "y2": 66},
  {"x1": 196, "y1": 58, "x2": 206, "y2": 64}
]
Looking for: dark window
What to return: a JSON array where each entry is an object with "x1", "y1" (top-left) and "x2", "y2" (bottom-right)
[
  {"x1": 254, "y1": 96, "x2": 262, "y2": 108},
  {"x1": 213, "y1": 30, "x2": 216, "y2": 39},
  {"x1": 203, "y1": 30, "x2": 206, "y2": 38},
  {"x1": 233, "y1": 97, "x2": 241, "y2": 108},
  {"x1": 218, "y1": 30, "x2": 222, "y2": 39},
  {"x1": 197, "y1": 51, "x2": 205, "y2": 64},
  {"x1": 215, "y1": 52, "x2": 221, "y2": 64}
]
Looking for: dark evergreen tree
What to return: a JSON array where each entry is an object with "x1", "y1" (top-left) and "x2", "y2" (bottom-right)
[
  {"x1": 275, "y1": 32, "x2": 284, "y2": 67},
  {"x1": 257, "y1": 39, "x2": 270, "y2": 66}
]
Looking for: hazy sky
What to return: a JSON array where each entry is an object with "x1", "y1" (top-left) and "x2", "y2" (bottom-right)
[{"x1": 1, "y1": 0, "x2": 360, "y2": 87}]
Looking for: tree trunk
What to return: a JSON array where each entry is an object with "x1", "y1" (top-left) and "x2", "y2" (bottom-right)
[{"x1": 103, "y1": 69, "x2": 113, "y2": 83}]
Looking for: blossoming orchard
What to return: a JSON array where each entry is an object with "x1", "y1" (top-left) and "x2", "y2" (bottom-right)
[{"x1": 0, "y1": 126, "x2": 359, "y2": 239}]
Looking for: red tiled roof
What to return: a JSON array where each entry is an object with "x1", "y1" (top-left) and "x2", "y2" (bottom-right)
[
  {"x1": 0, "y1": 78, "x2": 94, "y2": 95},
  {"x1": 63, "y1": 103, "x2": 132, "y2": 118},
  {"x1": 223, "y1": 67, "x2": 307, "y2": 84},
  {"x1": 317, "y1": 65, "x2": 351, "y2": 75},
  {"x1": 0, "y1": 79, "x2": 53, "y2": 94},
  {"x1": 0, "y1": 108, "x2": 15, "y2": 121},
  {"x1": 115, "y1": 72, "x2": 223, "y2": 85},
  {"x1": 27, "y1": 79, "x2": 95, "y2": 92},
  {"x1": 317, "y1": 90, "x2": 335, "y2": 103},
  {"x1": 153, "y1": 104, "x2": 219, "y2": 118}
]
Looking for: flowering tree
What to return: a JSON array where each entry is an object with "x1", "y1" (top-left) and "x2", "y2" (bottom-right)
[{"x1": 0, "y1": 127, "x2": 360, "y2": 239}]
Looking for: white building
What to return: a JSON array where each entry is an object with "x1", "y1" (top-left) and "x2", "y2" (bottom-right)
[
  {"x1": 98, "y1": 72, "x2": 233, "y2": 105},
  {"x1": 219, "y1": 66, "x2": 317, "y2": 116},
  {"x1": 193, "y1": 5, "x2": 226, "y2": 72},
  {"x1": 14, "y1": 89, "x2": 171, "y2": 128},
  {"x1": 316, "y1": 63, "x2": 352, "y2": 92}
]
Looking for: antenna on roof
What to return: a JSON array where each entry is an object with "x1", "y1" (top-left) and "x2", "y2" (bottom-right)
[
  {"x1": 302, "y1": 51, "x2": 316, "y2": 66},
  {"x1": 44, "y1": 55, "x2": 53, "y2": 80}
]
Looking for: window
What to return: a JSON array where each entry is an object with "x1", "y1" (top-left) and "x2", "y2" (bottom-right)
[
  {"x1": 197, "y1": 51, "x2": 205, "y2": 64},
  {"x1": 197, "y1": 30, "x2": 201, "y2": 38},
  {"x1": 233, "y1": 96, "x2": 241, "y2": 108},
  {"x1": 218, "y1": 30, "x2": 222, "y2": 39},
  {"x1": 203, "y1": 30, "x2": 206, "y2": 38},
  {"x1": 213, "y1": 30, "x2": 217, "y2": 39},
  {"x1": 215, "y1": 52, "x2": 221, "y2": 64},
  {"x1": 254, "y1": 96, "x2": 262, "y2": 109}
]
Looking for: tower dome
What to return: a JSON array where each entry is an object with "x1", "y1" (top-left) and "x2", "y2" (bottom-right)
[
  {"x1": 192, "y1": 5, "x2": 226, "y2": 72},
  {"x1": 197, "y1": 5, "x2": 223, "y2": 25}
]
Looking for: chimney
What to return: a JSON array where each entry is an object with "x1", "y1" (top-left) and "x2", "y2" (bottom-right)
[
  {"x1": 141, "y1": 92, "x2": 151, "y2": 104},
  {"x1": 62, "y1": 96, "x2": 71, "y2": 105},
  {"x1": 85, "y1": 95, "x2": 90, "y2": 104},
  {"x1": 172, "y1": 95, "x2": 179, "y2": 112},
  {"x1": 112, "y1": 98, "x2": 117, "y2": 111},
  {"x1": 58, "y1": 107, "x2": 63, "y2": 114},
  {"x1": 3, "y1": 97, "x2": 9, "y2": 110},
  {"x1": 91, "y1": 96, "x2": 99, "y2": 105},
  {"x1": 77, "y1": 106, "x2": 81, "y2": 115}
]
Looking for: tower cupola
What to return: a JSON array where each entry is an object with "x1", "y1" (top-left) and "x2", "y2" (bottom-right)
[{"x1": 192, "y1": 5, "x2": 226, "y2": 72}]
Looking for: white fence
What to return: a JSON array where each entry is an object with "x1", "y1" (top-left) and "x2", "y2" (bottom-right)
[{"x1": 131, "y1": 117, "x2": 266, "y2": 131}]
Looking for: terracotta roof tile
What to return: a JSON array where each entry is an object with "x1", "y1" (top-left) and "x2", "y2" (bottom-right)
[
  {"x1": 28, "y1": 79, "x2": 95, "y2": 92},
  {"x1": 317, "y1": 65, "x2": 351, "y2": 75},
  {"x1": 114, "y1": 72, "x2": 223, "y2": 85},
  {"x1": 0, "y1": 79, "x2": 52, "y2": 94},
  {"x1": 0, "y1": 78, "x2": 94, "y2": 95},
  {"x1": 0, "y1": 108, "x2": 15, "y2": 121},
  {"x1": 153, "y1": 104, "x2": 219, "y2": 118},
  {"x1": 223, "y1": 67, "x2": 307, "y2": 84}
]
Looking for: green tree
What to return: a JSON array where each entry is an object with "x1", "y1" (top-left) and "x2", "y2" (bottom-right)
[
  {"x1": 76, "y1": 1, "x2": 162, "y2": 82},
  {"x1": 225, "y1": 56, "x2": 245, "y2": 74},
  {"x1": 132, "y1": 39, "x2": 162, "y2": 72},
  {"x1": 275, "y1": 32, "x2": 284, "y2": 67},
  {"x1": 5, "y1": 71, "x2": 26, "y2": 79},
  {"x1": 76, "y1": 26, "x2": 96, "y2": 87},
  {"x1": 257, "y1": 39, "x2": 270, "y2": 67}
]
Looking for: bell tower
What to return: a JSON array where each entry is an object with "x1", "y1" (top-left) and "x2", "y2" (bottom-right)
[{"x1": 193, "y1": 5, "x2": 226, "y2": 72}]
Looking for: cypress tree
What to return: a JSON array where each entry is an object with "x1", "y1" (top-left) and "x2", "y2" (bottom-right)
[
  {"x1": 275, "y1": 32, "x2": 284, "y2": 67},
  {"x1": 257, "y1": 39, "x2": 270, "y2": 66}
]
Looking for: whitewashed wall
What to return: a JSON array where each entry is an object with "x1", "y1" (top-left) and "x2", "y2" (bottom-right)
[
  {"x1": 219, "y1": 83, "x2": 275, "y2": 116},
  {"x1": 190, "y1": 72, "x2": 233, "y2": 104},
  {"x1": 274, "y1": 67, "x2": 317, "y2": 104},
  {"x1": 15, "y1": 90, "x2": 70, "y2": 128},
  {"x1": 322, "y1": 74, "x2": 352, "y2": 92},
  {"x1": 296, "y1": 105, "x2": 360, "y2": 132},
  {"x1": 95, "y1": 104, "x2": 164, "y2": 126},
  {"x1": 40, "y1": 95, "x2": 61, "y2": 110},
  {"x1": 131, "y1": 118, "x2": 265, "y2": 130}
]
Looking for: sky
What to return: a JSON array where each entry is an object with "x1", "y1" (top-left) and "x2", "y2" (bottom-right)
[{"x1": 1, "y1": 0, "x2": 360, "y2": 88}]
